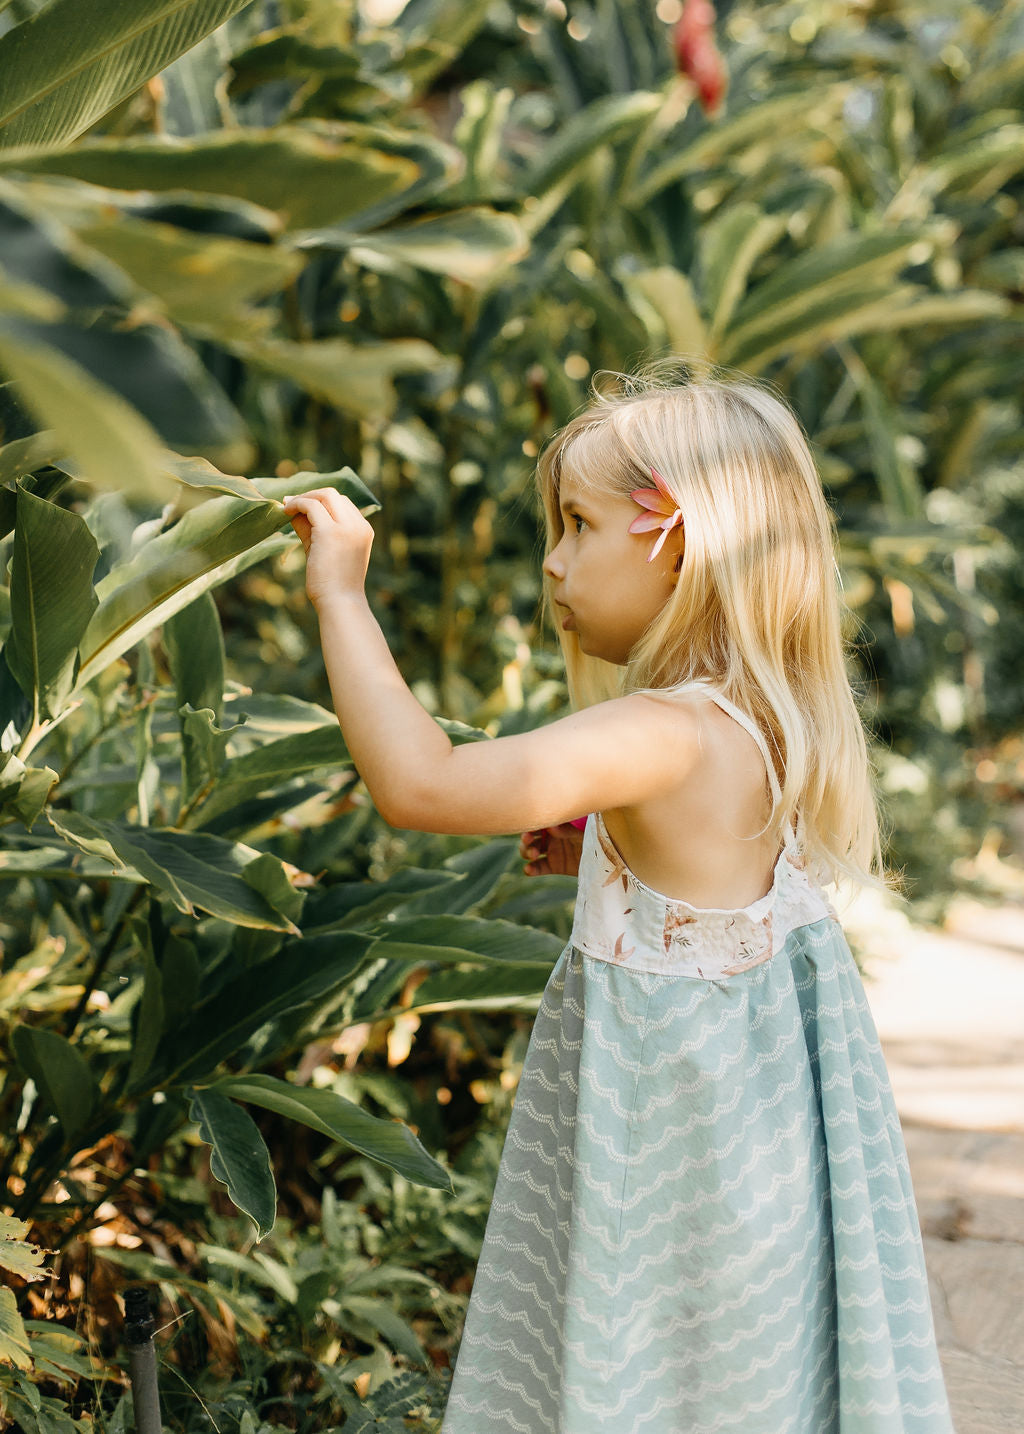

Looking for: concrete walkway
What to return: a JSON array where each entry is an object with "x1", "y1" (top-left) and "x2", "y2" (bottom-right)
[{"x1": 852, "y1": 894, "x2": 1024, "y2": 1434}]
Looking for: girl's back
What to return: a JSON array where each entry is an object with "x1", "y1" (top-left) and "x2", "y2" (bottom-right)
[{"x1": 602, "y1": 683, "x2": 782, "y2": 910}]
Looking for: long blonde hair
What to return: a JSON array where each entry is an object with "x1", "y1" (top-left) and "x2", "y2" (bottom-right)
[{"x1": 535, "y1": 363, "x2": 888, "y2": 895}]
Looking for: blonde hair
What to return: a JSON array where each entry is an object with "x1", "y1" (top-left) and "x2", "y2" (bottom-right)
[{"x1": 535, "y1": 361, "x2": 888, "y2": 895}]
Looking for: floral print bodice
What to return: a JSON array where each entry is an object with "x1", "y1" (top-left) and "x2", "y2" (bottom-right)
[{"x1": 568, "y1": 684, "x2": 836, "y2": 979}]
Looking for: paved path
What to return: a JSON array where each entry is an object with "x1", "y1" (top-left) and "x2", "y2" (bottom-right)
[{"x1": 852, "y1": 894, "x2": 1024, "y2": 1434}]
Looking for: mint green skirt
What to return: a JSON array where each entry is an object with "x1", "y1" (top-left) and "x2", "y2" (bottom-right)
[{"x1": 441, "y1": 817, "x2": 955, "y2": 1432}]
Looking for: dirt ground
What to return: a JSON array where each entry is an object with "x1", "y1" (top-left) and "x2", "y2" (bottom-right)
[{"x1": 853, "y1": 894, "x2": 1024, "y2": 1434}]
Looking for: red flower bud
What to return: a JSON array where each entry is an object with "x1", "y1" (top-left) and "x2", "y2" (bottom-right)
[{"x1": 674, "y1": 0, "x2": 728, "y2": 116}]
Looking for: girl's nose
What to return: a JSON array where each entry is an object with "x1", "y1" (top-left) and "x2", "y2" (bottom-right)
[{"x1": 543, "y1": 537, "x2": 566, "y2": 579}]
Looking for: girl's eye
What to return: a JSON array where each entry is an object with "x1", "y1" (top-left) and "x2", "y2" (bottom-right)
[{"x1": 570, "y1": 513, "x2": 587, "y2": 534}]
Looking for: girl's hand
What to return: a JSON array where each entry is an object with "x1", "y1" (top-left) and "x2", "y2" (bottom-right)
[
  {"x1": 280, "y1": 489, "x2": 375, "y2": 608},
  {"x1": 519, "y1": 821, "x2": 585, "y2": 877}
]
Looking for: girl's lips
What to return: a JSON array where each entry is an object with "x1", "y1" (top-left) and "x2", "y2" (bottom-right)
[{"x1": 561, "y1": 612, "x2": 576, "y2": 631}]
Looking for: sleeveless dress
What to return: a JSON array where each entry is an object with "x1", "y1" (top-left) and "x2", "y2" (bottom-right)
[{"x1": 440, "y1": 683, "x2": 956, "y2": 1434}]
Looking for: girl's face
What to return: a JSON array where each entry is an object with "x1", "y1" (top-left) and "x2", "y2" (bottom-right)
[{"x1": 542, "y1": 477, "x2": 682, "y2": 664}]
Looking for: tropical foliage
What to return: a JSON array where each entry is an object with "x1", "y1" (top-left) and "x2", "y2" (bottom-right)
[{"x1": 0, "y1": 0, "x2": 1020, "y2": 1427}]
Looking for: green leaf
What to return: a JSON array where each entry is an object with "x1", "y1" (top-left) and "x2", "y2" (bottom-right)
[
  {"x1": 163, "y1": 588, "x2": 226, "y2": 721},
  {"x1": 348, "y1": 207, "x2": 528, "y2": 284},
  {"x1": 402, "y1": 962, "x2": 551, "y2": 1012},
  {"x1": 184, "y1": 722, "x2": 348, "y2": 829},
  {"x1": 0, "y1": 752, "x2": 59, "y2": 830},
  {"x1": 366, "y1": 914, "x2": 562, "y2": 967},
  {"x1": 331, "y1": 1294, "x2": 427, "y2": 1365},
  {"x1": 226, "y1": 335, "x2": 444, "y2": 420},
  {"x1": 157, "y1": 933, "x2": 374, "y2": 1084},
  {"x1": 11, "y1": 1024, "x2": 96, "y2": 1144},
  {"x1": 45, "y1": 809, "x2": 303, "y2": 932},
  {"x1": 6, "y1": 483, "x2": 99, "y2": 722},
  {"x1": 76, "y1": 469, "x2": 376, "y2": 689},
  {"x1": 0, "y1": 124, "x2": 449, "y2": 235},
  {"x1": 189, "y1": 1089, "x2": 276, "y2": 1241},
  {"x1": 125, "y1": 950, "x2": 165, "y2": 1094},
  {"x1": 628, "y1": 90, "x2": 841, "y2": 208},
  {"x1": 159, "y1": 934, "x2": 200, "y2": 1031},
  {"x1": 620, "y1": 267, "x2": 708, "y2": 356},
  {"x1": 0, "y1": 0, "x2": 258, "y2": 151},
  {"x1": 0, "y1": 1215, "x2": 48, "y2": 1282},
  {"x1": 212, "y1": 1074, "x2": 452, "y2": 1191},
  {"x1": 0, "y1": 321, "x2": 193, "y2": 505},
  {"x1": 525, "y1": 91, "x2": 663, "y2": 206},
  {"x1": 177, "y1": 704, "x2": 246, "y2": 813},
  {"x1": 0, "y1": 1286, "x2": 32, "y2": 1371},
  {"x1": 699, "y1": 203, "x2": 787, "y2": 343}
]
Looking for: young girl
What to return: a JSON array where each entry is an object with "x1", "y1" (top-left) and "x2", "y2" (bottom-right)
[{"x1": 281, "y1": 371, "x2": 955, "y2": 1434}]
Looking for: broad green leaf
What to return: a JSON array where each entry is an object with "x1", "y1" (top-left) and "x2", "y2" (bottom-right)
[
  {"x1": 348, "y1": 208, "x2": 527, "y2": 284},
  {"x1": 157, "y1": 933, "x2": 374, "y2": 1084},
  {"x1": 240, "y1": 851, "x2": 305, "y2": 930},
  {"x1": 395, "y1": 838, "x2": 517, "y2": 918},
  {"x1": 212, "y1": 1074, "x2": 452, "y2": 1190},
  {"x1": 0, "y1": 124, "x2": 445, "y2": 235},
  {"x1": 125, "y1": 951, "x2": 165, "y2": 1094},
  {"x1": 0, "y1": 0, "x2": 258, "y2": 151},
  {"x1": 183, "y1": 722, "x2": 348, "y2": 829},
  {"x1": 159, "y1": 934, "x2": 200, "y2": 1031},
  {"x1": 721, "y1": 230, "x2": 925, "y2": 350},
  {"x1": 331, "y1": 1294, "x2": 427, "y2": 1365},
  {"x1": 628, "y1": 90, "x2": 843, "y2": 208},
  {"x1": 0, "y1": 321, "x2": 195, "y2": 504},
  {"x1": 226, "y1": 335, "x2": 444, "y2": 420},
  {"x1": 11, "y1": 1024, "x2": 96, "y2": 1144},
  {"x1": 366, "y1": 914, "x2": 562, "y2": 967},
  {"x1": 403, "y1": 962, "x2": 550, "y2": 1013},
  {"x1": 839, "y1": 343, "x2": 924, "y2": 518},
  {"x1": 0, "y1": 752, "x2": 59, "y2": 829},
  {"x1": 0, "y1": 431, "x2": 63, "y2": 492},
  {"x1": 3, "y1": 314, "x2": 253, "y2": 471},
  {"x1": 189, "y1": 1089, "x2": 276, "y2": 1241},
  {"x1": 0, "y1": 1287, "x2": 31, "y2": 1371},
  {"x1": 6, "y1": 484, "x2": 98, "y2": 723},
  {"x1": 45, "y1": 809, "x2": 303, "y2": 932},
  {"x1": 699, "y1": 204, "x2": 787, "y2": 342},
  {"x1": 525, "y1": 91, "x2": 663, "y2": 204},
  {"x1": 620, "y1": 267, "x2": 708, "y2": 356},
  {"x1": 178, "y1": 704, "x2": 246, "y2": 813},
  {"x1": 19, "y1": 1325, "x2": 94, "y2": 1385},
  {"x1": 0, "y1": 180, "x2": 135, "y2": 309},
  {"x1": 70, "y1": 213, "x2": 303, "y2": 337},
  {"x1": 0, "y1": 1215, "x2": 48, "y2": 1282},
  {"x1": 164, "y1": 591, "x2": 225, "y2": 725},
  {"x1": 76, "y1": 469, "x2": 376, "y2": 689}
]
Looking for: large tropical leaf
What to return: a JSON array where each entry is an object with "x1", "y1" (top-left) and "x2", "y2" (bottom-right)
[
  {"x1": 154, "y1": 933, "x2": 375, "y2": 1085},
  {"x1": 10, "y1": 1025, "x2": 97, "y2": 1144},
  {"x1": 44, "y1": 809, "x2": 304, "y2": 931},
  {"x1": 5, "y1": 483, "x2": 99, "y2": 724},
  {"x1": 0, "y1": 124, "x2": 460, "y2": 236},
  {"x1": 211, "y1": 1073, "x2": 452, "y2": 1190},
  {"x1": 189, "y1": 1088, "x2": 277, "y2": 1240},
  {"x1": 0, "y1": 0, "x2": 258, "y2": 152},
  {"x1": 75, "y1": 468, "x2": 375, "y2": 689}
]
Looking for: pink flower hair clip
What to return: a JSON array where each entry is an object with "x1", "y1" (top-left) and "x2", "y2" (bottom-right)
[{"x1": 628, "y1": 466, "x2": 684, "y2": 565}]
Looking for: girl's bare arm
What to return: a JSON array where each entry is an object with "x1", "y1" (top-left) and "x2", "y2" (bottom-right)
[{"x1": 282, "y1": 489, "x2": 701, "y2": 836}]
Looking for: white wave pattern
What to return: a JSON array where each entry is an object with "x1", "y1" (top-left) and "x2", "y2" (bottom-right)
[{"x1": 441, "y1": 920, "x2": 955, "y2": 1432}]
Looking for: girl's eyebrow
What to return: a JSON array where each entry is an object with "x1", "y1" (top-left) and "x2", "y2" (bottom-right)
[{"x1": 559, "y1": 487, "x2": 589, "y2": 514}]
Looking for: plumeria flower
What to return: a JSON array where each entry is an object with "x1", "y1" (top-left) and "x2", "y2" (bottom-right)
[{"x1": 628, "y1": 466, "x2": 684, "y2": 562}]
